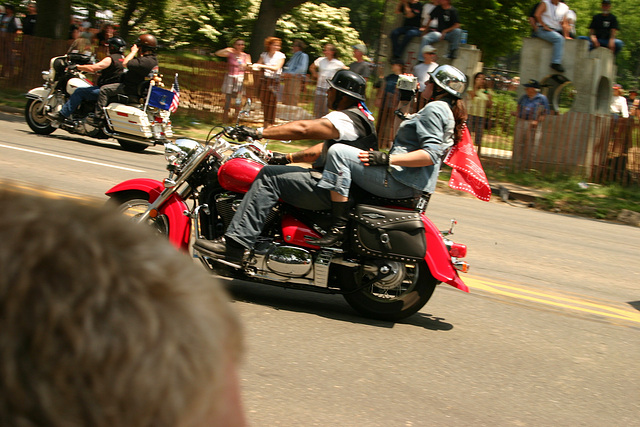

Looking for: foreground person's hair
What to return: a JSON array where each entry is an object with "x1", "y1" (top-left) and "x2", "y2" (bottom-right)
[{"x1": 0, "y1": 191, "x2": 244, "y2": 427}]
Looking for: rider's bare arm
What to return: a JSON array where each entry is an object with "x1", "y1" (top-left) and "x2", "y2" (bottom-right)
[
  {"x1": 77, "y1": 57, "x2": 112, "y2": 73},
  {"x1": 263, "y1": 118, "x2": 339, "y2": 142}
]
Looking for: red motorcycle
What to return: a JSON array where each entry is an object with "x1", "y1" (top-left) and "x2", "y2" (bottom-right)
[{"x1": 106, "y1": 114, "x2": 470, "y2": 321}]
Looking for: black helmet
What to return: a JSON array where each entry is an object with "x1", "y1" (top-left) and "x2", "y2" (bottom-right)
[
  {"x1": 107, "y1": 37, "x2": 126, "y2": 54},
  {"x1": 327, "y1": 69, "x2": 366, "y2": 102},
  {"x1": 428, "y1": 64, "x2": 468, "y2": 99},
  {"x1": 135, "y1": 34, "x2": 158, "y2": 51}
]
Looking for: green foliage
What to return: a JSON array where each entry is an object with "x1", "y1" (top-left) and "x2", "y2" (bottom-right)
[{"x1": 276, "y1": 3, "x2": 362, "y2": 60}]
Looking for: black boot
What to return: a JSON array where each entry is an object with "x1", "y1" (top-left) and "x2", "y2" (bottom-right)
[
  {"x1": 307, "y1": 201, "x2": 350, "y2": 247},
  {"x1": 194, "y1": 236, "x2": 246, "y2": 265}
]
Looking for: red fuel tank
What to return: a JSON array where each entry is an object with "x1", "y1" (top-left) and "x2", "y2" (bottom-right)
[{"x1": 218, "y1": 157, "x2": 264, "y2": 194}]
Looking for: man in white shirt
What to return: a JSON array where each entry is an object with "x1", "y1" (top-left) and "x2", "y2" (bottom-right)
[{"x1": 534, "y1": 0, "x2": 569, "y2": 72}]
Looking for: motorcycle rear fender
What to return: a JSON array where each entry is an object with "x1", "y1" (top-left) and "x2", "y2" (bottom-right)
[
  {"x1": 421, "y1": 214, "x2": 469, "y2": 292},
  {"x1": 26, "y1": 87, "x2": 51, "y2": 101},
  {"x1": 106, "y1": 178, "x2": 191, "y2": 251}
]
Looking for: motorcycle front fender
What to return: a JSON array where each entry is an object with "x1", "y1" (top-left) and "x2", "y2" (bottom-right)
[
  {"x1": 421, "y1": 215, "x2": 469, "y2": 292},
  {"x1": 106, "y1": 178, "x2": 191, "y2": 251},
  {"x1": 26, "y1": 87, "x2": 51, "y2": 101}
]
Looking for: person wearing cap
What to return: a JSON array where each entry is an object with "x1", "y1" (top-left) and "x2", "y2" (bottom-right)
[
  {"x1": 311, "y1": 64, "x2": 469, "y2": 246},
  {"x1": 627, "y1": 88, "x2": 639, "y2": 119},
  {"x1": 348, "y1": 44, "x2": 371, "y2": 81},
  {"x1": 413, "y1": 44, "x2": 439, "y2": 110},
  {"x1": 534, "y1": 0, "x2": 569, "y2": 72},
  {"x1": 282, "y1": 39, "x2": 309, "y2": 106},
  {"x1": 578, "y1": 0, "x2": 623, "y2": 56},
  {"x1": 610, "y1": 84, "x2": 628, "y2": 119},
  {"x1": 513, "y1": 79, "x2": 550, "y2": 167},
  {"x1": 197, "y1": 70, "x2": 377, "y2": 262}
]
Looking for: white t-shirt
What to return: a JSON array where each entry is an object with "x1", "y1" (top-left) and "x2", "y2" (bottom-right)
[
  {"x1": 324, "y1": 111, "x2": 358, "y2": 142},
  {"x1": 314, "y1": 57, "x2": 345, "y2": 89},
  {"x1": 540, "y1": 0, "x2": 568, "y2": 31},
  {"x1": 421, "y1": 3, "x2": 438, "y2": 29},
  {"x1": 259, "y1": 51, "x2": 286, "y2": 78},
  {"x1": 610, "y1": 95, "x2": 629, "y2": 118},
  {"x1": 413, "y1": 61, "x2": 439, "y2": 92}
]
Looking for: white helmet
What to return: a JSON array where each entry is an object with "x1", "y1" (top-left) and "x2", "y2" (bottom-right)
[{"x1": 428, "y1": 65, "x2": 468, "y2": 99}]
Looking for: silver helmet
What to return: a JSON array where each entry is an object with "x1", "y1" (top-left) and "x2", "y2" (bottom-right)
[{"x1": 428, "y1": 65, "x2": 468, "y2": 99}]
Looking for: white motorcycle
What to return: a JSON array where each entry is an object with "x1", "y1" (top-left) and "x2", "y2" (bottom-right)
[{"x1": 25, "y1": 53, "x2": 173, "y2": 152}]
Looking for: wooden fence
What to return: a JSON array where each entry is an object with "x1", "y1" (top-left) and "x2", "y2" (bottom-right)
[{"x1": 1, "y1": 34, "x2": 638, "y2": 186}]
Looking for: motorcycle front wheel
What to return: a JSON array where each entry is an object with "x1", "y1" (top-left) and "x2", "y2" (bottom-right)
[
  {"x1": 341, "y1": 260, "x2": 438, "y2": 322},
  {"x1": 109, "y1": 193, "x2": 170, "y2": 238},
  {"x1": 25, "y1": 98, "x2": 56, "y2": 135}
]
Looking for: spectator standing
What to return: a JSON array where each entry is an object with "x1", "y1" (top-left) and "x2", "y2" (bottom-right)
[
  {"x1": 390, "y1": 0, "x2": 423, "y2": 60},
  {"x1": 348, "y1": 44, "x2": 371, "y2": 81},
  {"x1": 254, "y1": 37, "x2": 286, "y2": 127},
  {"x1": 627, "y1": 88, "x2": 639, "y2": 118},
  {"x1": 95, "y1": 22, "x2": 115, "y2": 48},
  {"x1": 513, "y1": 79, "x2": 549, "y2": 168},
  {"x1": 578, "y1": 0, "x2": 623, "y2": 56},
  {"x1": 610, "y1": 84, "x2": 628, "y2": 119},
  {"x1": 0, "y1": 191, "x2": 246, "y2": 427},
  {"x1": 420, "y1": 0, "x2": 462, "y2": 59},
  {"x1": 412, "y1": 45, "x2": 438, "y2": 110},
  {"x1": 533, "y1": 0, "x2": 569, "y2": 72},
  {"x1": 309, "y1": 43, "x2": 345, "y2": 118},
  {"x1": 0, "y1": 4, "x2": 21, "y2": 33},
  {"x1": 609, "y1": 84, "x2": 630, "y2": 178},
  {"x1": 375, "y1": 58, "x2": 403, "y2": 150},
  {"x1": 465, "y1": 72, "x2": 493, "y2": 153},
  {"x1": 22, "y1": 2, "x2": 37, "y2": 36},
  {"x1": 282, "y1": 39, "x2": 309, "y2": 106},
  {"x1": 215, "y1": 39, "x2": 252, "y2": 123}
]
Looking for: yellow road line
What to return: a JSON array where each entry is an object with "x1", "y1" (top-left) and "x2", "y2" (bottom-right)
[{"x1": 465, "y1": 277, "x2": 640, "y2": 324}]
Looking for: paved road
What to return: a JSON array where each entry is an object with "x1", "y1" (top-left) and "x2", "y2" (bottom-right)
[{"x1": 1, "y1": 112, "x2": 639, "y2": 426}]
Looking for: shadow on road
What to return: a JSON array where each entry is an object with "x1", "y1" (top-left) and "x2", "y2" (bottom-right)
[{"x1": 225, "y1": 279, "x2": 454, "y2": 331}]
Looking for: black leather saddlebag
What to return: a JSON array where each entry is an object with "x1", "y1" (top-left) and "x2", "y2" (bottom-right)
[{"x1": 350, "y1": 204, "x2": 426, "y2": 261}]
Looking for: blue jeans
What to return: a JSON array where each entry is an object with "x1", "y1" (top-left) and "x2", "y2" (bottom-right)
[
  {"x1": 577, "y1": 36, "x2": 623, "y2": 55},
  {"x1": 420, "y1": 28, "x2": 463, "y2": 56},
  {"x1": 534, "y1": 28, "x2": 564, "y2": 64},
  {"x1": 225, "y1": 165, "x2": 332, "y2": 248},
  {"x1": 60, "y1": 86, "x2": 100, "y2": 118},
  {"x1": 317, "y1": 144, "x2": 418, "y2": 199},
  {"x1": 390, "y1": 26, "x2": 422, "y2": 58}
]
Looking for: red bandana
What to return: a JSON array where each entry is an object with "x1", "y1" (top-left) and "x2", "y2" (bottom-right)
[{"x1": 444, "y1": 126, "x2": 492, "y2": 201}]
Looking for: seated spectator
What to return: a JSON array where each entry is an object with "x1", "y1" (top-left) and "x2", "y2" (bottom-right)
[
  {"x1": 420, "y1": 0, "x2": 462, "y2": 59},
  {"x1": 420, "y1": 0, "x2": 440, "y2": 35},
  {"x1": 578, "y1": 0, "x2": 623, "y2": 56},
  {"x1": 348, "y1": 44, "x2": 372, "y2": 81},
  {"x1": 528, "y1": 2, "x2": 542, "y2": 36},
  {"x1": 390, "y1": 0, "x2": 423, "y2": 60},
  {"x1": 0, "y1": 191, "x2": 246, "y2": 427},
  {"x1": 533, "y1": 0, "x2": 569, "y2": 72}
]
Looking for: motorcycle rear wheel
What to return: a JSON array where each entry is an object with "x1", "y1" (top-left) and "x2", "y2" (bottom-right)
[
  {"x1": 342, "y1": 260, "x2": 437, "y2": 322},
  {"x1": 109, "y1": 193, "x2": 169, "y2": 237},
  {"x1": 25, "y1": 98, "x2": 56, "y2": 135}
]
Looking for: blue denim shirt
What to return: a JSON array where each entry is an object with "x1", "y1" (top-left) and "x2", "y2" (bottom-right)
[
  {"x1": 283, "y1": 51, "x2": 309, "y2": 75},
  {"x1": 389, "y1": 100, "x2": 454, "y2": 194}
]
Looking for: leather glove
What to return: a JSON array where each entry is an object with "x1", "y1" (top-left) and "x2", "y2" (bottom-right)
[
  {"x1": 236, "y1": 125, "x2": 262, "y2": 141},
  {"x1": 268, "y1": 152, "x2": 291, "y2": 165},
  {"x1": 366, "y1": 151, "x2": 390, "y2": 166}
]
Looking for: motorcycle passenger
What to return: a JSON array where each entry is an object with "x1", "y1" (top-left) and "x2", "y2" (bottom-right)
[
  {"x1": 89, "y1": 33, "x2": 159, "y2": 125},
  {"x1": 313, "y1": 64, "x2": 468, "y2": 246},
  {"x1": 197, "y1": 69, "x2": 377, "y2": 265},
  {"x1": 50, "y1": 37, "x2": 126, "y2": 124}
]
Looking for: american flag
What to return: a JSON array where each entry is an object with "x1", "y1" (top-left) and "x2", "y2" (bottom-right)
[{"x1": 169, "y1": 73, "x2": 180, "y2": 113}]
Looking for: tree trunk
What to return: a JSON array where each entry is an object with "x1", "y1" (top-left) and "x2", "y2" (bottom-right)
[
  {"x1": 248, "y1": 0, "x2": 307, "y2": 60},
  {"x1": 36, "y1": 0, "x2": 72, "y2": 40}
]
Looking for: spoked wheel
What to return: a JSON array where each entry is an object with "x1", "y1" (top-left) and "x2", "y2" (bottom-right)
[
  {"x1": 341, "y1": 259, "x2": 438, "y2": 322},
  {"x1": 110, "y1": 194, "x2": 169, "y2": 238},
  {"x1": 25, "y1": 98, "x2": 56, "y2": 135}
]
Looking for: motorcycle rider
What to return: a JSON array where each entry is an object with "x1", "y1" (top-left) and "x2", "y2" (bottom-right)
[
  {"x1": 49, "y1": 37, "x2": 126, "y2": 124},
  {"x1": 313, "y1": 64, "x2": 468, "y2": 246},
  {"x1": 89, "y1": 33, "x2": 159, "y2": 126},
  {"x1": 196, "y1": 69, "x2": 377, "y2": 265}
]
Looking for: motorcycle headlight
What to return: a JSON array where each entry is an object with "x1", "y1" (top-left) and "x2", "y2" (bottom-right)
[{"x1": 164, "y1": 138, "x2": 202, "y2": 169}]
